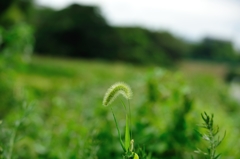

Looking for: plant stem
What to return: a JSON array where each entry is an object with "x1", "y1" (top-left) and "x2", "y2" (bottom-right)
[{"x1": 7, "y1": 129, "x2": 17, "y2": 159}]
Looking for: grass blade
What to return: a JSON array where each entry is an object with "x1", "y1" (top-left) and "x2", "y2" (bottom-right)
[{"x1": 111, "y1": 107, "x2": 126, "y2": 152}]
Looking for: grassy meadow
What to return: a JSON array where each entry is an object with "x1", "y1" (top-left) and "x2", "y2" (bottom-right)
[
  {"x1": 1, "y1": 4, "x2": 240, "y2": 158},
  {"x1": 1, "y1": 56, "x2": 240, "y2": 159}
]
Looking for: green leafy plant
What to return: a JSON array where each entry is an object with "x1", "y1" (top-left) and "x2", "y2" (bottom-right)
[
  {"x1": 194, "y1": 112, "x2": 226, "y2": 159},
  {"x1": 0, "y1": 102, "x2": 33, "y2": 159},
  {"x1": 103, "y1": 82, "x2": 139, "y2": 159},
  {"x1": 0, "y1": 23, "x2": 34, "y2": 118}
]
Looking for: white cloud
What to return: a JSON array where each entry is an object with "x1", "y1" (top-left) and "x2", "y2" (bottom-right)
[{"x1": 36, "y1": 0, "x2": 240, "y2": 49}]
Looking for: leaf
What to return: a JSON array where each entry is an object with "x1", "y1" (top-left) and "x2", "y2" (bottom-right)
[
  {"x1": 134, "y1": 153, "x2": 139, "y2": 159},
  {"x1": 214, "y1": 153, "x2": 221, "y2": 159}
]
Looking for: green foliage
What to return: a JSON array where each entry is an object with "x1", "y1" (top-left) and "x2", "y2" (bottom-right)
[
  {"x1": 1, "y1": 102, "x2": 33, "y2": 159},
  {"x1": 0, "y1": 55, "x2": 239, "y2": 158},
  {"x1": 225, "y1": 67, "x2": 240, "y2": 82},
  {"x1": 114, "y1": 27, "x2": 173, "y2": 65},
  {"x1": 150, "y1": 31, "x2": 190, "y2": 61},
  {"x1": 0, "y1": 23, "x2": 34, "y2": 117},
  {"x1": 34, "y1": 4, "x2": 117, "y2": 59},
  {"x1": 190, "y1": 38, "x2": 238, "y2": 62},
  {"x1": 0, "y1": 0, "x2": 34, "y2": 27},
  {"x1": 0, "y1": 23, "x2": 34, "y2": 66},
  {"x1": 134, "y1": 68, "x2": 198, "y2": 159},
  {"x1": 194, "y1": 112, "x2": 226, "y2": 159},
  {"x1": 1, "y1": 3, "x2": 238, "y2": 158}
]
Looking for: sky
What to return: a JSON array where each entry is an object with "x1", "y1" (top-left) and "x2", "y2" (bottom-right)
[{"x1": 35, "y1": 0, "x2": 240, "y2": 50}]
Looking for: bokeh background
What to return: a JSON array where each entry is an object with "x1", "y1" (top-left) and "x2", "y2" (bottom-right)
[{"x1": 0, "y1": 0, "x2": 240, "y2": 158}]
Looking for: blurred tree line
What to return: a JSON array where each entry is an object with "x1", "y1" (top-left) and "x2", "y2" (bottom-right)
[
  {"x1": 1, "y1": 2, "x2": 239, "y2": 65},
  {"x1": 32, "y1": 4, "x2": 189, "y2": 65},
  {"x1": 190, "y1": 38, "x2": 239, "y2": 63},
  {"x1": 31, "y1": 3, "x2": 239, "y2": 65}
]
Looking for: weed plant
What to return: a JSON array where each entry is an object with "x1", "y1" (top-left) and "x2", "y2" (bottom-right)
[
  {"x1": 103, "y1": 82, "x2": 139, "y2": 159},
  {"x1": 194, "y1": 112, "x2": 226, "y2": 159}
]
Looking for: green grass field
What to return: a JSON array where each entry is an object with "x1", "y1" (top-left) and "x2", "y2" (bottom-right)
[{"x1": 1, "y1": 56, "x2": 240, "y2": 159}]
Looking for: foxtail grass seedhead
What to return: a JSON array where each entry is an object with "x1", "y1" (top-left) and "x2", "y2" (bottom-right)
[{"x1": 103, "y1": 82, "x2": 133, "y2": 106}]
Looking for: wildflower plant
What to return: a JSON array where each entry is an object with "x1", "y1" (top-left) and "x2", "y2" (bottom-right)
[{"x1": 103, "y1": 82, "x2": 139, "y2": 159}]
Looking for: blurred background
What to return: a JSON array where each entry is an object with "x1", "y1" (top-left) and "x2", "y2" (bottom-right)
[{"x1": 0, "y1": 0, "x2": 240, "y2": 158}]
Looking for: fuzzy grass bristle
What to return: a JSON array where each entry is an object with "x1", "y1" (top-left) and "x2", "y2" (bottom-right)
[{"x1": 103, "y1": 82, "x2": 133, "y2": 106}]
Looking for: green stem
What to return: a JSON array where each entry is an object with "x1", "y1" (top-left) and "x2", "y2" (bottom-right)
[
  {"x1": 209, "y1": 129, "x2": 215, "y2": 159},
  {"x1": 111, "y1": 107, "x2": 125, "y2": 152},
  {"x1": 125, "y1": 115, "x2": 130, "y2": 151},
  {"x1": 128, "y1": 99, "x2": 132, "y2": 140}
]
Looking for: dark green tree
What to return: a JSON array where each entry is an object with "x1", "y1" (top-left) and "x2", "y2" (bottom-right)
[
  {"x1": 150, "y1": 31, "x2": 190, "y2": 61},
  {"x1": 191, "y1": 38, "x2": 238, "y2": 62},
  {"x1": 114, "y1": 27, "x2": 167, "y2": 64},
  {"x1": 114, "y1": 27, "x2": 189, "y2": 65},
  {"x1": 34, "y1": 4, "x2": 117, "y2": 59}
]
